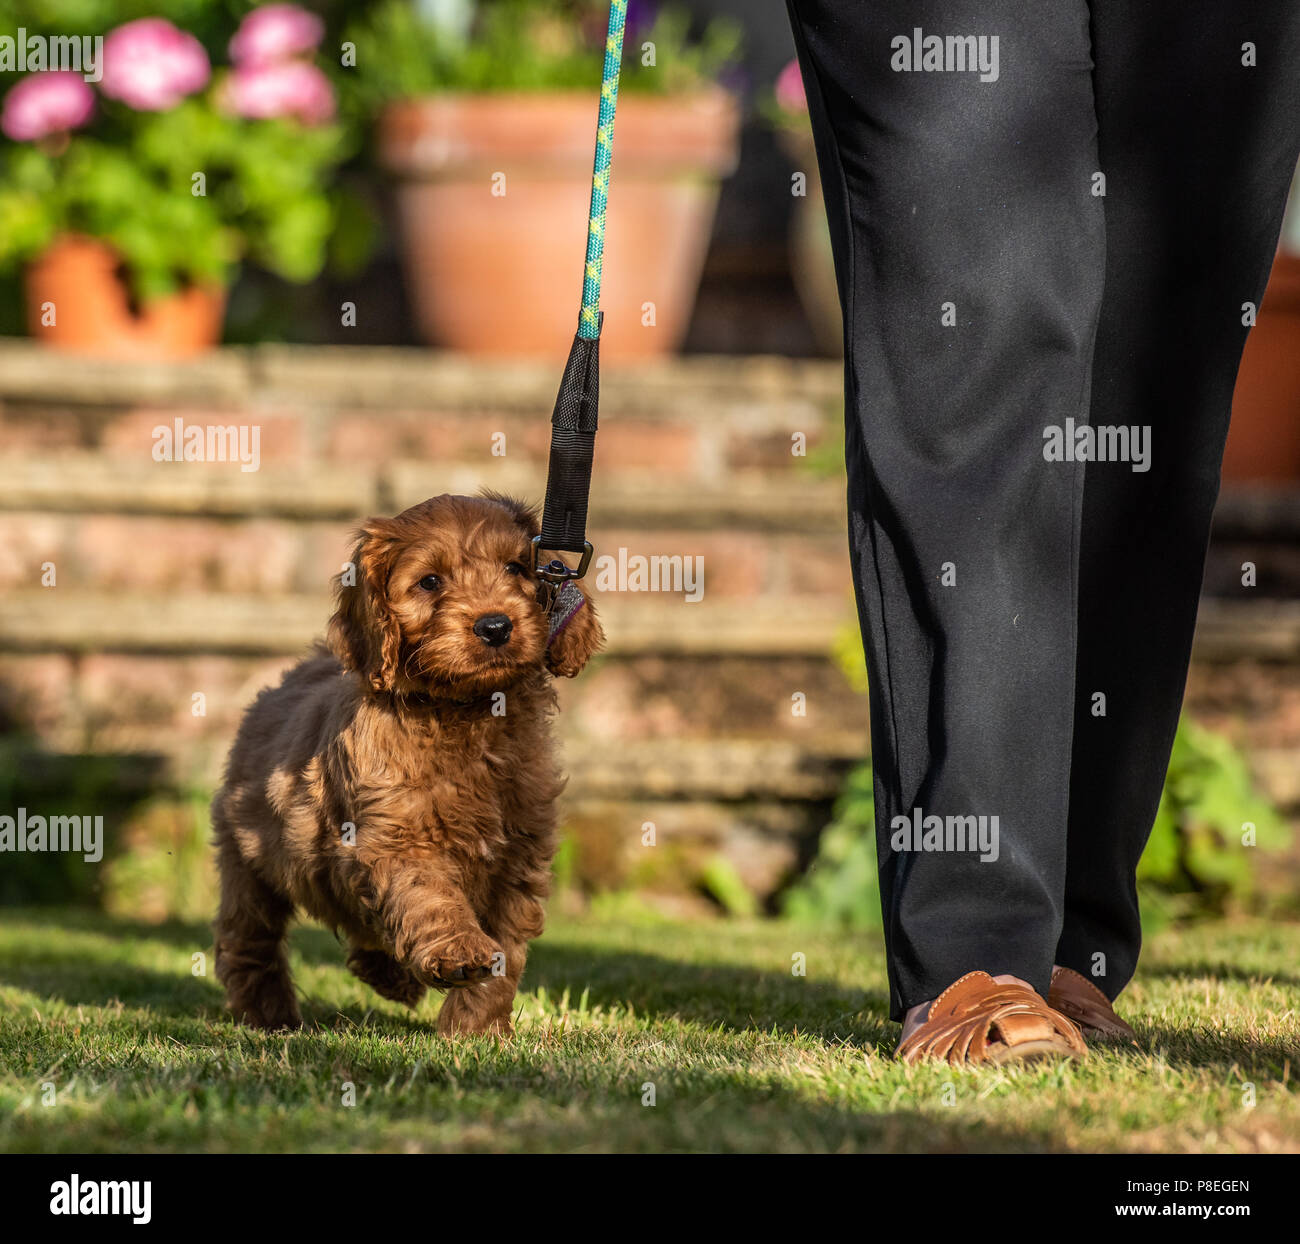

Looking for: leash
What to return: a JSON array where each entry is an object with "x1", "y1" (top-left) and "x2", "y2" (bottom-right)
[{"x1": 533, "y1": 0, "x2": 627, "y2": 613}]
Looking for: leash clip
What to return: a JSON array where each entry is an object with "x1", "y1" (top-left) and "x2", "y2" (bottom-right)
[{"x1": 532, "y1": 536, "x2": 593, "y2": 614}]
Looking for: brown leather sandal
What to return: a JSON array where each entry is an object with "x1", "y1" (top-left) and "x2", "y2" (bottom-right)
[
  {"x1": 897, "y1": 971, "x2": 1087, "y2": 1066},
  {"x1": 1048, "y1": 966, "x2": 1138, "y2": 1044}
]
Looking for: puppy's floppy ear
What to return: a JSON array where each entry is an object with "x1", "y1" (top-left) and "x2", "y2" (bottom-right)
[
  {"x1": 327, "y1": 519, "x2": 403, "y2": 691},
  {"x1": 546, "y1": 578, "x2": 604, "y2": 678}
]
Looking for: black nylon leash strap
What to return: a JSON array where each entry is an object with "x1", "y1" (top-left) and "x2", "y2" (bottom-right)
[
  {"x1": 538, "y1": 322, "x2": 600, "y2": 556},
  {"x1": 533, "y1": 1, "x2": 621, "y2": 611}
]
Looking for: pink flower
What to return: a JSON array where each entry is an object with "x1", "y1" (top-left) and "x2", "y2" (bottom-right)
[
  {"x1": 1, "y1": 71, "x2": 95, "y2": 141},
  {"x1": 222, "y1": 59, "x2": 335, "y2": 125},
  {"x1": 229, "y1": 5, "x2": 325, "y2": 68},
  {"x1": 101, "y1": 18, "x2": 211, "y2": 111},
  {"x1": 775, "y1": 59, "x2": 807, "y2": 114}
]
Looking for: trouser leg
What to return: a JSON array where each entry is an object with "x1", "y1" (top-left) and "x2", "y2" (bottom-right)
[
  {"x1": 787, "y1": 0, "x2": 1104, "y2": 1018},
  {"x1": 1059, "y1": 2, "x2": 1300, "y2": 994}
]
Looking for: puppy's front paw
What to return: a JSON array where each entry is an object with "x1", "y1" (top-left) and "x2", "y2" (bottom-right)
[
  {"x1": 412, "y1": 928, "x2": 504, "y2": 988},
  {"x1": 438, "y1": 994, "x2": 515, "y2": 1038}
]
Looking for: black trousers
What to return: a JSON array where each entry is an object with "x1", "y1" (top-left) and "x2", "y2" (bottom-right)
[{"x1": 786, "y1": 0, "x2": 1300, "y2": 1019}]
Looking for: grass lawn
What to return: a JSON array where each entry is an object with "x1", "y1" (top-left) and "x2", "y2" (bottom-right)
[{"x1": 0, "y1": 906, "x2": 1297, "y2": 1153}]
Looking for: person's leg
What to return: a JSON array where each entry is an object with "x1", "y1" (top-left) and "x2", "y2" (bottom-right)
[
  {"x1": 785, "y1": 0, "x2": 1104, "y2": 1020},
  {"x1": 1059, "y1": 2, "x2": 1300, "y2": 996}
]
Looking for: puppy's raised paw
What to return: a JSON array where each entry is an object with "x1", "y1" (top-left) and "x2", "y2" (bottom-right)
[{"x1": 412, "y1": 929, "x2": 504, "y2": 989}]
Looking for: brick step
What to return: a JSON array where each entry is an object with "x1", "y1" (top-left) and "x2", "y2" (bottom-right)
[
  {"x1": 1, "y1": 590, "x2": 1295, "y2": 661},
  {"x1": 6, "y1": 456, "x2": 1296, "y2": 567},
  {"x1": 0, "y1": 338, "x2": 843, "y2": 412},
  {"x1": 1187, "y1": 598, "x2": 1300, "y2": 662},
  {"x1": 0, "y1": 591, "x2": 852, "y2": 657},
  {"x1": 566, "y1": 734, "x2": 861, "y2": 801},
  {"x1": 561, "y1": 736, "x2": 860, "y2": 898},
  {"x1": 1, "y1": 591, "x2": 1295, "y2": 825},
  {"x1": 0, "y1": 339, "x2": 841, "y2": 479},
  {"x1": 0, "y1": 647, "x2": 868, "y2": 756},
  {"x1": 7, "y1": 452, "x2": 1295, "y2": 534},
  {"x1": 9, "y1": 466, "x2": 1300, "y2": 604},
  {"x1": 0, "y1": 454, "x2": 845, "y2": 527},
  {"x1": 1211, "y1": 487, "x2": 1300, "y2": 541},
  {"x1": 1, "y1": 455, "x2": 373, "y2": 520},
  {"x1": 6, "y1": 643, "x2": 1291, "y2": 795},
  {"x1": 0, "y1": 516, "x2": 847, "y2": 601}
]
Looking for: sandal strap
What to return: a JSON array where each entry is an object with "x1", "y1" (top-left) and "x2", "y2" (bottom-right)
[
  {"x1": 898, "y1": 971, "x2": 1086, "y2": 1065},
  {"x1": 1049, "y1": 966, "x2": 1138, "y2": 1042}
]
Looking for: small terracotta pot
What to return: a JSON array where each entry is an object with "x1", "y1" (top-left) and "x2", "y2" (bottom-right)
[
  {"x1": 378, "y1": 90, "x2": 740, "y2": 361},
  {"x1": 25, "y1": 235, "x2": 226, "y2": 359},
  {"x1": 1224, "y1": 252, "x2": 1300, "y2": 483}
]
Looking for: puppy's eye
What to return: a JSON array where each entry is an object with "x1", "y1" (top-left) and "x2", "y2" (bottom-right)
[
  {"x1": 418, "y1": 574, "x2": 442, "y2": 591},
  {"x1": 505, "y1": 561, "x2": 528, "y2": 577}
]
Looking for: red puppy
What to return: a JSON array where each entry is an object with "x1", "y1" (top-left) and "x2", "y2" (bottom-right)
[{"x1": 212, "y1": 492, "x2": 602, "y2": 1036}]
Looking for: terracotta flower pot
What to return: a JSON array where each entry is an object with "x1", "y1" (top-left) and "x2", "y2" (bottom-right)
[
  {"x1": 378, "y1": 90, "x2": 740, "y2": 361},
  {"x1": 25, "y1": 235, "x2": 226, "y2": 359},
  {"x1": 1224, "y1": 252, "x2": 1300, "y2": 483}
]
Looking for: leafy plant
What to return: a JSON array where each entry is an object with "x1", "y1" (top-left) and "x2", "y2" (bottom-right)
[
  {"x1": 0, "y1": 7, "x2": 354, "y2": 301},
  {"x1": 698, "y1": 852, "x2": 759, "y2": 918},
  {"x1": 341, "y1": 0, "x2": 741, "y2": 112},
  {"x1": 780, "y1": 759, "x2": 879, "y2": 928},
  {"x1": 829, "y1": 615, "x2": 868, "y2": 695},
  {"x1": 1140, "y1": 715, "x2": 1289, "y2": 914},
  {"x1": 102, "y1": 787, "x2": 217, "y2": 922},
  {"x1": 781, "y1": 621, "x2": 878, "y2": 927}
]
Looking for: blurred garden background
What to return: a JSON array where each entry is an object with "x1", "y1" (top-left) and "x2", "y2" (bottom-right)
[{"x1": 0, "y1": 0, "x2": 1298, "y2": 947}]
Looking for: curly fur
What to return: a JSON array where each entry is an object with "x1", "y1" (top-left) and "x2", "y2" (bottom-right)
[{"x1": 211, "y1": 493, "x2": 603, "y2": 1036}]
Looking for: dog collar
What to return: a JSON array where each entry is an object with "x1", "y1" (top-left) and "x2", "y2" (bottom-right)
[{"x1": 547, "y1": 580, "x2": 586, "y2": 649}]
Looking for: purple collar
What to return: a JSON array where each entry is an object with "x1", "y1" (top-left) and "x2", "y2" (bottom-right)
[{"x1": 546, "y1": 580, "x2": 586, "y2": 649}]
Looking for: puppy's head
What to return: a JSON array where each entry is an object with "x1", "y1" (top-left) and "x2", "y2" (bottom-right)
[{"x1": 328, "y1": 492, "x2": 603, "y2": 697}]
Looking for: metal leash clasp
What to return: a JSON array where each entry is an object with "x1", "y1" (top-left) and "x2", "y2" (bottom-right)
[{"x1": 532, "y1": 536, "x2": 594, "y2": 614}]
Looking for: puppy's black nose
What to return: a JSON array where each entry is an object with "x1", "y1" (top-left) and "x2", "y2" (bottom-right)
[{"x1": 473, "y1": 613, "x2": 513, "y2": 647}]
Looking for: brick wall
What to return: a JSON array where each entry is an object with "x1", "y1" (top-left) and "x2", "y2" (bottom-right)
[{"x1": 0, "y1": 339, "x2": 1296, "y2": 914}]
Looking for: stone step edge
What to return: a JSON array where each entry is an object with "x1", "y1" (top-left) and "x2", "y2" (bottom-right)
[
  {"x1": 1, "y1": 451, "x2": 1293, "y2": 543},
  {"x1": 0, "y1": 591, "x2": 853, "y2": 657},
  {"x1": 0, "y1": 338, "x2": 844, "y2": 412},
  {"x1": 0, "y1": 592, "x2": 1296, "y2": 661},
  {"x1": 0, "y1": 454, "x2": 847, "y2": 529},
  {"x1": 564, "y1": 743, "x2": 1300, "y2": 812}
]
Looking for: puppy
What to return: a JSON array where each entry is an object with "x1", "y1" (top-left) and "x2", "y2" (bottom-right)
[{"x1": 211, "y1": 492, "x2": 602, "y2": 1036}]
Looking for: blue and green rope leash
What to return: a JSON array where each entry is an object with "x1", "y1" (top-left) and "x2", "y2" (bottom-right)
[
  {"x1": 535, "y1": 0, "x2": 627, "y2": 611},
  {"x1": 579, "y1": 0, "x2": 627, "y2": 341}
]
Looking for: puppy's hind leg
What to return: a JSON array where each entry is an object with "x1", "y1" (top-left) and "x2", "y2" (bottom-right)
[
  {"x1": 214, "y1": 838, "x2": 301, "y2": 1030},
  {"x1": 346, "y1": 946, "x2": 427, "y2": 1009}
]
